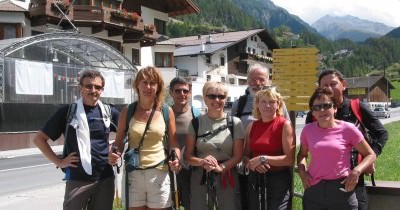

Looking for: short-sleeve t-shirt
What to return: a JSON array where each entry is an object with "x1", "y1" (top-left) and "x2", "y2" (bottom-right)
[
  {"x1": 41, "y1": 103, "x2": 119, "y2": 181},
  {"x1": 188, "y1": 114, "x2": 244, "y2": 161},
  {"x1": 300, "y1": 120, "x2": 364, "y2": 185}
]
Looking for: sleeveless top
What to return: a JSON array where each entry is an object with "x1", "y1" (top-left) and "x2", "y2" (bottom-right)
[
  {"x1": 128, "y1": 113, "x2": 167, "y2": 170},
  {"x1": 249, "y1": 116, "x2": 287, "y2": 171}
]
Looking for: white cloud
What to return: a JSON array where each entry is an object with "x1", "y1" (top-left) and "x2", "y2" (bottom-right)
[{"x1": 271, "y1": 0, "x2": 400, "y2": 27}]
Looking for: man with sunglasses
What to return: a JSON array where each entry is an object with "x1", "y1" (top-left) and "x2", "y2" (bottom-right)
[
  {"x1": 34, "y1": 70, "x2": 119, "y2": 210},
  {"x1": 306, "y1": 69, "x2": 388, "y2": 210},
  {"x1": 169, "y1": 76, "x2": 201, "y2": 210}
]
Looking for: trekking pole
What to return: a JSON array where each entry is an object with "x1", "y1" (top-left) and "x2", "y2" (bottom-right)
[
  {"x1": 170, "y1": 150, "x2": 179, "y2": 210},
  {"x1": 258, "y1": 173, "x2": 262, "y2": 210},
  {"x1": 112, "y1": 145, "x2": 121, "y2": 208}
]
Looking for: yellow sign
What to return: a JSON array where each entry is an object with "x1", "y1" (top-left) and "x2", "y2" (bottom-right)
[
  {"x1": 273, "y1": 48, "x2": 319, "y2": 56},
  {"x1": 272, "y1": 47, "x2": 319, "y2": 111},
  {"x1": 286, "y1": 104, "x2": 309, "y2": 111},
  {"x1": 284, "y1": 96, "x2": 310, "y2": 104},
  {"x1": 348, "y1": 88, "x2": 366, "y2": 95}
]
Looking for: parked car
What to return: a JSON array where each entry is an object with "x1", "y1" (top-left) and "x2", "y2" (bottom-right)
[
  {"x1": 373, "y1": 107, "x2": 390, "y2": 118},
  {"x1": 296, "y1": 111, "x2": 307, "y2": 118}
]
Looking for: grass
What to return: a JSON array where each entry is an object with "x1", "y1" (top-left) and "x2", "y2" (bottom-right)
[
  {"x1": 113, "y1": 121, "x2": 400, "y2": 210},
  {"x1": 391, "y1": 81, "x2": 400, "y2": 100}
]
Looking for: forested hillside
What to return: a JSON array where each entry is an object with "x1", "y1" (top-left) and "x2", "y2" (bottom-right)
[{"x1": 167, "y1": 0, "x2": 400, "y2": 79}]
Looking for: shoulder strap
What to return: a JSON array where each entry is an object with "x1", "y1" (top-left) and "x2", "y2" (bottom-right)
[
  {"x1": 191, "y1": 116, "x2": 199, "y2": 139},
  {"x1": 236, "y1": 95, "x2": 248, "y2": 118},
  {"x1": 63, "y1": 103, "x2": 77, "y2": 157},
  {"x1": 162, "y1": 104, "x2": 170, "y2": 150},
  {"x1": 191, "y1": 106, "x2": 201, "y2": 119},
  {"x1": 125, "y1": 102, "x2": 137, "y2": 134},
  {"x1": 191, "y1": 116, "x2": 200, "y2": 156},
  {"x1": 350, "y1": 98, "x2": 363, "y2": 123},
  {"x1": 103, "y1": 104, "x2": 112, "y2": 119},
  {"x1": 226, "y1": 115, "x2": 234, "y2": 139}
]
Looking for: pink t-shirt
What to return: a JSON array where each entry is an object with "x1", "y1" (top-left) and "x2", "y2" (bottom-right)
[{"x1": 300, "y1": 120, "x2": 364, "y2": 186}]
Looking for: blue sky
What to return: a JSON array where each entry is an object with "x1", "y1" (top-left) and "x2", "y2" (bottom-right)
[{"x1": 271, "y1": 0, "x2": 400, "y2": 27}]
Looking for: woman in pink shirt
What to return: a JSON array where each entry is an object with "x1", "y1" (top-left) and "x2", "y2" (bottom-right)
[{"x1": 298, "y1": 88, "x2": 376, "y2": 210}]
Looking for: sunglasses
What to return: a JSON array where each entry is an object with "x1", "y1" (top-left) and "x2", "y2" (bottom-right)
[
  {"x1": 82, "y1": 84, "x2": 103, "y2": 91},
  {"x1": 206, "y1": 94, "x2": 226, "y2": 100},
  {"x1": 174, "y1": 89, "x2": 190, "y2": 94},
  {"x1": 311, "y1": 103, "x2": 334, "y2": 111}
]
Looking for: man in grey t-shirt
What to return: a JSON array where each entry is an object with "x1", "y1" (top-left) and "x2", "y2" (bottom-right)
[{"x1": 169, "y1": 77, "x2": 200, "y2": 210}]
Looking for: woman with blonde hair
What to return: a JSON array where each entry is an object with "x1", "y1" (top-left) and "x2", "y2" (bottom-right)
[
  {"x1": 109, "y1": 66, "x2": 180, "y2": 210},
  {"x1": 185, "y1": 81, "x2": 244, "y2": 210},
  {"x1": 243, "y1": 88, "x2": 295, "y2": 210}
]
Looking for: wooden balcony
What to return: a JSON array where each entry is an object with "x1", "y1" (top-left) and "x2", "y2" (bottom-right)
[
  {"x1": 102, "y1": 7, "x2": 144, "y2": 33},
  {"x1": 30, "y1": 0, "x2": 103, "y2": 27},
  {"x1": 239, "y1": 52, "x2": 273, "y2": 64}
]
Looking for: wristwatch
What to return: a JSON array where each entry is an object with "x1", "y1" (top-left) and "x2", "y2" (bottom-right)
[
  {"x1": 220, "y1": 163, "x2": 227, "y2": 171},
  {"x1": 259, "y1": 155, "x2": 267, "y2": 164}
]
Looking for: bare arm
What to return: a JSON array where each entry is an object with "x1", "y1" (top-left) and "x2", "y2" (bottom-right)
[
  {"x1": 108, "y1": 106, "x2": 127, "y2": 165},
  {"x1": 342, "y1": 139, "x2": 376, "y2": 191},
  {"x1": 34, "y1": 131, "x2": 78, "y2": 168},
  {"x1": 167, "y1": 107, "x2": 181, "y2": 171},
  {"x1": 297, "y1": 143, "x2": 311, "y2": 189},
  {"x1": 184, "y1": 133, "x2": 207, "y2": 167}
]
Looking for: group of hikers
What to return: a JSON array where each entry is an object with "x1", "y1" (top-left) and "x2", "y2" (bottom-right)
[{"x1": 34, "y1": 63, "x2": 388, "y2": 210}]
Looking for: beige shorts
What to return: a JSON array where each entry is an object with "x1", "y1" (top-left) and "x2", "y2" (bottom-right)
[{"x1": 126, "y1": 168, "x2": 172, "y2": 208}]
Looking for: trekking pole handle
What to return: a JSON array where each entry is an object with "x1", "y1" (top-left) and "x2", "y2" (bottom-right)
[
  {"x1": 170, "y1": 149, "x2": 177, "y2": 161},
  {"x1": 112, "y1": 145, "x2": 120, "y2": 174}
]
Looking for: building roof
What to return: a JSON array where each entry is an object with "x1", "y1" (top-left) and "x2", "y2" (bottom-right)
[
  {"x1": 345, "y1": 75, "x2": 395, "y2": 89},
  {"x1": 0, "y1": 0, "x2": 26, "y2": 12},
  {"x1": 165, "y1": 28, "x2": 279, "y2": 57}
]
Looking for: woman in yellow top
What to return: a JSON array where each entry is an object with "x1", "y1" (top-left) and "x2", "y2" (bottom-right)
[{"x1": 109, "y1": 66, "x2": 180, "y2": 210}]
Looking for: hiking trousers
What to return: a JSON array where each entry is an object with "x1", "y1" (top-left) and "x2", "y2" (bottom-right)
[
  {"x1": 247, "y1": 169, "x2": 292, "y2": 210},
  {"x1": 302, "y1": 178, "x2": 358, "y2": 210},
  {"x1": 63, "y1": 176, "x2": 114, "y2": 210}
]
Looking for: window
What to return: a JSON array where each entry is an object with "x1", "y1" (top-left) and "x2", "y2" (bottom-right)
[
  {"x1": 155, "y1": 52, "x2": 173, "y2": 67},
  {"x1": 206, "y1": 55, "x2": 211, "y2": 64},
  {"x1": 0, "y1": 23, "x2": 21, "y2": 40},
  {"x1": 154, "y1": 19, "x2": 166, "y2": 35},
  {"x1": 254, "y1": 36, "x2": 257, "y2": 42},
  {"x1": 207, "y1": 75, "x2": 211, "y2": 81},
  {"x1": 220, "y1": 56, "x2": 225, "y2": 66},
  {"x1": 132, "y1": 48, "x2": 140, "y2": 65},
  {"x1": 252, "y1": 49, "x2": 255, "y2": 54},
  {"x1": 221, "y1": 76, "x2": 226, "y2": 83}
]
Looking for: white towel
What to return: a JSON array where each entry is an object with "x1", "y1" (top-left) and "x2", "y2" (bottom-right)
[{"x1": 72, "y1": 98, "x2": 110, "y2": 175}]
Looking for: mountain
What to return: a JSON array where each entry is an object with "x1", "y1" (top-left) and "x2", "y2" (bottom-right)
[
  {"x1": 312, "y1": 15, "x2": 395, "y2": 42},
  {"x1": 232, "y1": 0, "x2": 316, "y2": 34},
  {"x1": 385, "y1": 27, "x2": 400, "y2": 38}
]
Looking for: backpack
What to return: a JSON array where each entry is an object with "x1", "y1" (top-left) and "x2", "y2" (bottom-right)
[
  {"x1": 236, "y1": 95, "x2": 252, "y2": 118},
  {"x1": 349, "y1": 99, "x2": 376, "y2": 186}
]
